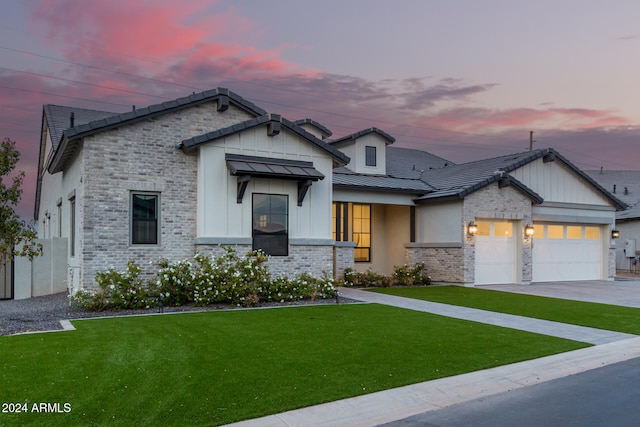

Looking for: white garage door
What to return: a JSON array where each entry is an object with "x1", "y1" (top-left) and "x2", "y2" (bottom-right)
[
  {"x1": 532, "y1": 224, "x2": 602, "y2": 282},
  {"x1": 475, "y1": 220, "x2": 516, "y2": 285}
]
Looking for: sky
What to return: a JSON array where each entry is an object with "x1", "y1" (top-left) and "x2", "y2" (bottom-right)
[{"x1": 1, "y1": 0, "x2": 640, "y2": 219}]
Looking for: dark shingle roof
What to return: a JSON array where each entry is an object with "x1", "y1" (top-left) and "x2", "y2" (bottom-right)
[
  {"x1": 618, "y1": 201, "x2": 640, "y2": 221},
  {"x1": 329, "y1": 127, "x2": 395, "y2": 147},
  {"x1": 48, "y1": 87, "x2": 266, "y2": 173},
  {"x1": 333, "y1": 172, "x2": 434, "y2": 193},
  {"x1": 293, "y1": 119, "x2": 332, "y2": 138},
  {"x1": 584, "y1": 170, "x2": 640, "y2": 208},
  {"x1": 415, "y1": 148, "x2": 627, "y2": 209},
  {"x1": 43, "y1": 105, "x2": 116, "y2": 150},
  {"x1": 179, "y1": 114, "x2": 350, "y2": 166},
  {"x1": 386, "y1": 146, "x2": 453, "y2": 179}
]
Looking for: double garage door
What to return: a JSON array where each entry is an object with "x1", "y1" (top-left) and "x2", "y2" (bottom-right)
[
  {"x1": 474, "y1": 220, "x2": 604, "y2": 284},
  {"x1": 532, "y1": 223, "x2": 603, "y2": 282}
]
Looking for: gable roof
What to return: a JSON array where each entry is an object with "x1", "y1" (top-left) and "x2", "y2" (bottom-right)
[
  {"x1": 415, "y1": 148, "x2": 627, "y2": 209},
  {"x1": 47, "y1": 87, "x2": 266, "y2": 174},
  {"x1": 293, "y1": 119, "x2": 333, "y2": 139},
  {"x1": 329, "y1": 127, "x2": 396, "y2": 147},
  {"x1": 332, "y1": 146, "x2": 449, "y2": 194},
  {"x1": 178, "y1": 113, "x2": 350, "y2": 166},
  {"x1": 43, "y1": 105, "x2": 117, "y2": 151}
]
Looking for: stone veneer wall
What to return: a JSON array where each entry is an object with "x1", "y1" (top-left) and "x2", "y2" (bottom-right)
[
  {"x1": 608, "y1": 248, "x2": 616, "y2": 280},
  {"x1": 462, "y1": 183, "x2": 534, "y2": 285},
  {"x1": 334, "y1": 242, "x2": 356, "y2": 279},
  {"x1": 80, "y1": 102, "x2": 255, "y2": 290},
  {"x1": 405, "y1": 245, "x2": 465, "y2": 283},
  {"x1": 195, "y1": 244, "x2": 334, "y2": 278}
]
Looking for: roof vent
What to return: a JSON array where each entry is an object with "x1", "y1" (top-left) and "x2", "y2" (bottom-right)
[{"x1": 69, "y1": 112, "x2": 75, "y2": 128}]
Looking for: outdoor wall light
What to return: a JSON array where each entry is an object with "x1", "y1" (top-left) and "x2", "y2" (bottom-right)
[
  {"x1": 467, "y1": 221, "x2": 478, "y2": 236},
  {"x1": 524, "y1": 224, "x2": 535, "y2": 238},
  {"x1": 612, "y1": 229, "x2": 620, "y2": 239}
]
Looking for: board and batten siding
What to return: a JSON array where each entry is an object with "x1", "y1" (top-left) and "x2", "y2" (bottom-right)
[
  {"x1": 197, "y1": 127, "x2": 334, "y2": 241},
  {"x1": 510, "y1": 158, "x2": 611, "y2": 206}
]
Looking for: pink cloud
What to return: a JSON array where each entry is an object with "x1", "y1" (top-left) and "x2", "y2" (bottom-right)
[{"x1": 29, "y1": 0, "x2": 313, "y2": 80}]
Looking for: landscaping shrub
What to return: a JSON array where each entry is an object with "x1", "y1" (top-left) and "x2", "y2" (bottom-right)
[
  {"x1": 156, "y1": 259, "x2": 196, "y2": 306},
  {"x1": 76, "y1": 247, "x2": 338, "y2": 311},
  {"x1": 343, "y1": 263, "x2": 431, "y2": 287},
  {"x1": 71, "y1": 260, "x2": 151, "y2": 311}
]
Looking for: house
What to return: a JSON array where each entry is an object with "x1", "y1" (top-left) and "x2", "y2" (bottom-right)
[
  {"x1": 330, "y1": 132, "x2": 626, "y2": 284},
  {"x1": 585, "y1": 170, "x2": 640, "y2": 272},
  {"x1": 26, "y1": 87, "x2": 626, "y2": 298}
]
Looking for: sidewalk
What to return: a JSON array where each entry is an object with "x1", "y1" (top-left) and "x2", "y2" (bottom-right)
[{"x1": 228, "y1": 287, "x2": 640, "y2": 427}]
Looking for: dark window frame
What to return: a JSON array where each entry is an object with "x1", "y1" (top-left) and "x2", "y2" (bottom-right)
[
  {"x1": 131, "y1": 192, "x2": 160, "y2": 246},
  {"x1": 365, "y1": 146, "x2": 377, "y2": 167},
  {"x1": 352, "y1": 203, "x2": 371, "y2": 262},
  {"x1": 252, "y1": 193, "x2": 289, "y2": 256},
  {"x1": 69, "y1": 197, "x2": 76, "y2": 257}
]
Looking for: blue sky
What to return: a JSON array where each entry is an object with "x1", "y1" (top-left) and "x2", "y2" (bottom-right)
[{"x1": 1, "y1": 0, "x2": 639, "y2": 217}]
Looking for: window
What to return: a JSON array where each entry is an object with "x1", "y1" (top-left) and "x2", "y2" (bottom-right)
[
  {"x1": 352, "y1": 203, "x2": 371, "y2": 262},
  {"x1": 69, "y1": 197, "x2": 76, "y2": 256},
  {"x1": 476, "y1": 221, "x2": 490, "y2": 237},
  {"x1": 494, "y1": 222, "x2": 513, "y2": 237},
  {"x1": 567, "y1": 226, "x2": 582, "y2": 239},
  {"x1": 585, "y1": 226, "x2": 600, "y2": 240},
  {"x1": 547, "y1": 225, "x2": 564, "y2": 239},
  {"x1": 365, "y1": 146, "x2": 376, "y2": 167},
  {"x1": 332, "y1": 202, "x2": 348, "y2": 242},
  {"x1": 131, "y1": 193, "x2": 159, "y2": 245},
  {"x1": 253, "y1": 194, "x2": 288, "y2": 256},
  {"x1": 57, "y1": 202, "x2": 62, "y2": 238}
]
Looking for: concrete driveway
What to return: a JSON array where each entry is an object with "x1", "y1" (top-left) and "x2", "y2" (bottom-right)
[{"x1": 479, "y1": 279, "x2": 640, "y2": 308}]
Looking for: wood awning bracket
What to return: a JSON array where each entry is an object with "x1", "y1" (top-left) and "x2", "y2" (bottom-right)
[
  {"x1": 237, "y1": 175, "x2": 251, "y2": 203},
  {"x1": 297, "y1": 179, "x2": 313, "y2": 206}
]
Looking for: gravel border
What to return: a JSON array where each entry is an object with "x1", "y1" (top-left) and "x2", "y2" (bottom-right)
[{"x1": 0, "y1": 292, "x2": 357, "y2": 336}]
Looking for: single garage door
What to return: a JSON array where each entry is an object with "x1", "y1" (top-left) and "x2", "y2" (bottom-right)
[
  {"x1": 532, "y1": 223, "x2": 602, "y2": 282},
  {"x1": 475, "y1": 220, "x2": 516, "y2": 285}
]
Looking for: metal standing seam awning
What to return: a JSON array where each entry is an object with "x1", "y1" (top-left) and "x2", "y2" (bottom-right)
[{"x1": 225, "y1": 153, "x2": 325, "y2": 206}]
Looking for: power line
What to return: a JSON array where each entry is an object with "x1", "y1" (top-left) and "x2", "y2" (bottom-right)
[
  {"x1": 0, "y1": 84, "x2": 131, "y2": 108},
  {"x1": 0, "y1": 66, "x2": 170, "y2": 100}
]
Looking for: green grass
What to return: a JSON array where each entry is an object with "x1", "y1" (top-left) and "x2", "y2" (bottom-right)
[
  {"x1": 0, "y1": 304, "x2": 587, "y2": 426},
  {"x1": 370, "y1": 286, "x2": 640, "y2": 334}
]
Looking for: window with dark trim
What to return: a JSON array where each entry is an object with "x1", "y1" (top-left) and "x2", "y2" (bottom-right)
[
  {"x1": 57, "y1": 201, "x2": 62, "y2": 238},
  {"x1": 252, "y1": 194, "x2": 288, "y2": 256},
  {"x1": 365, "y1": 146, "x2": 377, "y2": 167},
  {"x1": 352, "y1": 203, "x2": 371, "y2": 262},
  {"x1": 332, "y1": 202, "x2": 348, "y2": 242},
  {"x1": 131, "y1": 193, "x2": 159, "y2": 245},
  {"x1": 69, "y1": 197, "x2": 76, "y2": 256}
]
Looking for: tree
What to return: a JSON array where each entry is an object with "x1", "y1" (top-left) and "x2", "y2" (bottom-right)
[{"x1": 1, "y1": 137, "x2": 42, "y2": 261}]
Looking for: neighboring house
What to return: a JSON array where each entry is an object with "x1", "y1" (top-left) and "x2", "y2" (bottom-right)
[
  {"x1": 585, "y1": 170, "x2": 640, "y2": 271},
  {"x1": 28, "y1": 87, "x2": 627, "y2": 298}
]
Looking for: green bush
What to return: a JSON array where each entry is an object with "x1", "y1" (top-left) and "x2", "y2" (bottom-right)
[
  {"x1": 71, "y1": 260, "x2": 151, "y2": 311},
  {"x1": 156, "y1": 259, "x2": 196, "y2": 306},
  {"x1": 77, "y1": 248, "x2": 338, "y2": 312},
  {"x1": 342, "y1": 264, "x2": 431, "y2": 288}
]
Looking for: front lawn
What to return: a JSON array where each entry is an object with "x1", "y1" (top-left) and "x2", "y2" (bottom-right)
[
  {"x1": 370, "y1": 286, "x2": 640, "y2": 334},
  {"x1": 0, "y1": 304, "x2": 586, "y2": 426}
]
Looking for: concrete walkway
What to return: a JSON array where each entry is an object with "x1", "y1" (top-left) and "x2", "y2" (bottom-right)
[
  {"x1": 228, "y1": 284, "x2": 640, "y2": 427},
  {"x1": 336, "y1": 288, "x2": 636, "y2": 345}
]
